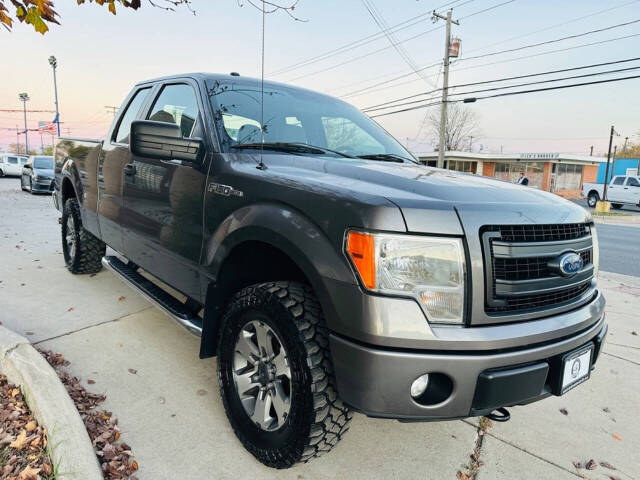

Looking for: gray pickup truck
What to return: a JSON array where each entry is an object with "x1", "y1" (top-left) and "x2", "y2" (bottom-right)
[{"x1": 53, "y1": 73, "x2": 606, "y2": 469}]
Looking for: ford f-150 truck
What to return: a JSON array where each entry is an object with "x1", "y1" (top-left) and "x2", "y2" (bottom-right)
[
  {"x1": 53, "y1": 73, "x2": 607, "y2": 469},
  {"x1": 582, "y1": 174, "x2": 640, "y2": 208}
]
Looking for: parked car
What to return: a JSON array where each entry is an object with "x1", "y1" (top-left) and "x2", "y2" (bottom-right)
[
  {"x1": 0, "y1": 153, "x2": 28, "y2": 177},
  {"x1": 21, "y1": 155, "x2": 55, "y2": 194},
  {"x1": 582, "y1": 175, "x2": 640, "y2": 208},
  {"x1": 53, "y1": 73, "x2": 606, "y2": 468}
]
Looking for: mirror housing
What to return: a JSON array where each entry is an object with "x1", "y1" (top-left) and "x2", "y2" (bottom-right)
[{"x1": 130, "y1": 120, "x2": 203, "y2": 165}]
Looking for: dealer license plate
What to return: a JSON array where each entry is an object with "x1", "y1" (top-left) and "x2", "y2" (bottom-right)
[{"x1": 561, "y1": 345, "x2": 593, "y2": 394}]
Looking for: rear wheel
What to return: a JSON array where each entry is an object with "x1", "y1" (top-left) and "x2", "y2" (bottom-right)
[
  {"x1": 0, "y1": 168, "x2": 4, "y2": 177},
  {"x1": 587, "y1": 192, "x2": 599, "y2": 207},
  {"x1": 61, "y1": 198, "x2": 106, "y2": 274},
  {"x1": 611, "y1": 203, "x2": 623, "y2": 209},
  {"x1": 217, "y1": 281, "x2": 352, "y2": 468}
]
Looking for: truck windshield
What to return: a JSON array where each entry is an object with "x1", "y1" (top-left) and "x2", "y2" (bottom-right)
[
  {"x1": 33, "y1": 157, "x2": 53, "y2": 169},
  {"x1": 208, "y1": 80, "x2": 415, "y2": 162}
]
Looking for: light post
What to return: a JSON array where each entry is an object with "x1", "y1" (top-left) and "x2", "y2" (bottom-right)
[
  {"x1": 49, "y1": 55, "x2": 61, "y2": 137},
  {"x1": 18, "y1": 93, "x2": 30, "y2": 155}
]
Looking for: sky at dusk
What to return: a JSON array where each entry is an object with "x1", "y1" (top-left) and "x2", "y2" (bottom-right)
[{"x1": 1, "y1": 0, "x2": 639, "y2": 155}]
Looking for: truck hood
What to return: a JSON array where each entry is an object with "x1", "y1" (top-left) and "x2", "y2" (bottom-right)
[{"x1": 265, "y1": 156, "x2": 591, "y2": 233}]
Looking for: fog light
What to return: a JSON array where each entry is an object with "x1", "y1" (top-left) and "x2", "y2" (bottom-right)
[{"x1": 410, "y1": 374, "x2": 430, "y2": 398}]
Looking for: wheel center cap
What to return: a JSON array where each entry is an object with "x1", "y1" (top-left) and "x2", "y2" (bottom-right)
[{"x1": 257, "y1": 361, "x2": 273, "y2": 386}]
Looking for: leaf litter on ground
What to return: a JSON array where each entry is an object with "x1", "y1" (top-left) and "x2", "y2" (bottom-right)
[{"x1": 38, "y1": 349, "x2": 139, "y2": 479}]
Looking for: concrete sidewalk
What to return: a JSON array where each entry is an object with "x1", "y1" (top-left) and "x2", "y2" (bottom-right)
[{"x1": 1, "y1": 177, "x2": 639, "y2": 479}]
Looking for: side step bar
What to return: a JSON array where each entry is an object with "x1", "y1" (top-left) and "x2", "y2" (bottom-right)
[{"x1": 102, "y1": 256, "x2": 203, "y2": 337}]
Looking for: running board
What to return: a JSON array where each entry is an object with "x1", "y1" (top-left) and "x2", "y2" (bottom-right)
[{"x1": 102, "y1": 256, "x2": 203, "y2": 337}]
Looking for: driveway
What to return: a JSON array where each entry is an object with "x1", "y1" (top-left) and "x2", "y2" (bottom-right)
[{"x1": 1, "y1": 176, "x2": 638, "y2": 480}]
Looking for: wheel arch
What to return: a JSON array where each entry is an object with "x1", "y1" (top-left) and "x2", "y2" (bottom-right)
[{"x1": 199, "y1": 203, "x2": 354, "y2": 358}]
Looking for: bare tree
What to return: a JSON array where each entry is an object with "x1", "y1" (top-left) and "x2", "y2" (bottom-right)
[{"x1": 426, "y1": 103, "x2": 482, "y2": 152}]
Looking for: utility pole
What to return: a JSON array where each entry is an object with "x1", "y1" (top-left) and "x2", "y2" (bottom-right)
[
  {"x1": 468, "y1": 135, "x2": 473, "y2": 152},
  {"x1": 589, "y1": 145, "x2": 593, "y2": 156},
  {"x1": 18, "y1": 93, "x2": 30, "y2": 155},
  {"x1": 622, "y1": 136, "x2": 629, "y2": 156},
  {"x1": 15, "y1": 125, "x2": 20, "y2": 154},
  {"x1": 49, "y1": 56, "x2": 61, "y2": 137},
  {"x1": 432, "y1": 9, "x2": 459, "y2": 169},
  {"x1": 602, "y1": 125, "x2": 617, "y2": 202},
  {"x1": 105, "y1": 106, "x2": 119, "y2": 118}
]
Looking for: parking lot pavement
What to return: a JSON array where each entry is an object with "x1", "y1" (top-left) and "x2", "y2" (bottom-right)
[
  {"x1": 1, "y1": 177, "x2": 639, "y2": 479},
  {"x1": 571, "y1": 198, "x2": 640, "y2": 215}
]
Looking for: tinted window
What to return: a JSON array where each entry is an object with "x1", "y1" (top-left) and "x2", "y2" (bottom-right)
[
  {"x1": 627, "y1": 177, "x2": 640, "y2": 187},
  {"x1": 148, "y1": 84, "x2": 199, "y2": 137},
  {"x1": 33, "y1": 157, "x2": 53, "y2": 169},
  {"x1": 19, "y1": 157, "x2": 27, "y2": 165},
  {"x1": 8, "y1": 157, "x2": 18, "y2": 164},
  {"x1": 613, "y1": 176, "x2": 625, "y2": 185},
  {"x1": 114, "y1": 87, "x2": 152, "y2": 144}
]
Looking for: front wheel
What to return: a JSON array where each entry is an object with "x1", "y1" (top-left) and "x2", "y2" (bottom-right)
[
  {"x1": 61, "y1": 198, "x2": 106, "y2": 274},
  {"x1": 217, "y1": 282, "x2": 352, "y2": 468}
]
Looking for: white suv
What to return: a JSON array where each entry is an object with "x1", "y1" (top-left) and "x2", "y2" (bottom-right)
[{"x1": 0, "y1": 153, "x2": 28, "y2": 177}]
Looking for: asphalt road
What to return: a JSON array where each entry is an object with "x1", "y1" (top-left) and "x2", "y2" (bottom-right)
[
  {"x1": 595, "y1": 223, "x2": 640, "y2": 277},
  {"x1": 571, "y1": 198, "x2": 640, "y2": 215}
]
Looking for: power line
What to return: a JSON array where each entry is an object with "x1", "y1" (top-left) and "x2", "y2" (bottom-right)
[
  {"x1": 343, "y1": 31, "x2": 640, "y2": 99},
  {"x1": 370, "y1": 74, "x2": 640, "y2": 117},
  {"x1": 457, "y1": 18, "x2": 640, "y2": 63},
  {"x1": 362, "y1": 56, "x2": 640, "y2": 111},
  {"x1": 458, "y1": 0, "x2": 515, "y2": 19},
  {"x1": 284, "y1": 0, "x2": 516, "y2": 83},
  {"x1": 337, "y1": 1, "x2": 640, "y2": 98},
  {"x1": 268, "y1": 0, "x2": 471, "y2": 77}
]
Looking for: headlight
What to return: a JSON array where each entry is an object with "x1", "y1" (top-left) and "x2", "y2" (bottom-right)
[
  {"x1": 590, "y1": 224, "x2": 599, "y2": 280},
  {"x1": 346, "y1": 231, "x2": 466, "y2": 324}
]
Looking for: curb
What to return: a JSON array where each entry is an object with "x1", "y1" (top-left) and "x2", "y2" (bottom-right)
[
  {"x1": 0, "y1": 326, "x2": 102, "y2": 480},
  {"x1": 593, "y1": 215, "x2": 640, "y2": 226}
]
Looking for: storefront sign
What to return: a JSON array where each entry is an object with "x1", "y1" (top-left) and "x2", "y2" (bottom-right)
[{"x1": 519, "y1": 153, "x2": 560, "y2": 160}]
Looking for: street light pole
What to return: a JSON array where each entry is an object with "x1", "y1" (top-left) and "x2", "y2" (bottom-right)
[
  {"x1": 602, "y1": 125, "x2": 616, "y2": 202},
  {"x1": 19, "y1": 93, "x2": 30, "y2": 156},
  {"x1": 49, "y1": 56, "x2": 61, "y2": 137}
]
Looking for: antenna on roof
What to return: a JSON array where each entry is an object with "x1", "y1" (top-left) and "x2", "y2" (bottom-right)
[{"x1": 257, "y1": 4, "x2": 267, "y2": 171}]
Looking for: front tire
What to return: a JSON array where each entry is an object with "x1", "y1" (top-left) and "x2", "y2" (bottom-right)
[
  {"x1": 217, "y1": 282, "x2": 352, "y2": 469},
  {"x1": 587, "y1": 192, "x2": 599, "y2": 207},
  {"x1": 61, "y1": 198, "x2": 106, "y2": 274}
]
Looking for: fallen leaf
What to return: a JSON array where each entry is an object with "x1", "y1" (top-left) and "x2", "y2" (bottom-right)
[
  {"x1": 118, "y1": 296, "x2": 125, "y2": 302},
  {"x1": 600, "y1": 461, "x2": 616, "y2": 470},
  {"x1": 559, "y1": 408, "x2": 568, "y2": 415},
  {"x1": 585, "y1": 459, "x2": 597, "y2": 470},
  {"x1": 602, "y1": 407, "x2": 611, "y2": 413},
  {"x1": 9, "y1": 430, "x2": 28, "y2": 450},
  {"x1": 456, "y1": 471, "x2": 470, "y2": 480},
  {"x1": 196, "y1": 389, "x2": 207, "y2": 396},
  {"x1": 573, "y1": 461, "x2": 585, "y2": 469},
  {"x1": 25, "y1": 420, "x2": 36, "y2": 432},
  {"x1": 127, "y1": 368, "x2": 137, "y2": 375},
  {"x1": 17, "y1": 465, "x2": 40, "y2": 480},
  {"x1": 67, "y1": 307, "x2": 74, "y2": 312},
  {"x1": 132, "y1": 460, "x2": 139, "y2": 471},
  {"x1": 632, "y1": 331, "x2": 638, "y2": 336},
  {"x1": 87, "y1": 379, "x2": 95, "y2": 384},
  {"x1": 10, "y1": 388, "x2": 20, "y2": 397},
  {"x1": 116, "y1": 343, "x2": 123, "y2": 348},
  {"x1": 613, "y1": 434, "x2": 622, "y2": 441},
  {"x1": 41, "y1": 462, "x2": 52, "y2": 476}
]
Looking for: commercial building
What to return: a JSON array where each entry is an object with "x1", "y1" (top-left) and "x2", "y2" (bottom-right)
[{"x1": 416, "y1": 152, "x2": 607, "y2": 198}]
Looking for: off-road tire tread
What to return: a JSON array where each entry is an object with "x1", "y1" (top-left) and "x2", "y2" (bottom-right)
[
  {"x1": 218, "y1": 281, "x2": 352, "y2": 468},
  {"x1": 62, "y1": 198, "x2": 105, "y2": 274}
]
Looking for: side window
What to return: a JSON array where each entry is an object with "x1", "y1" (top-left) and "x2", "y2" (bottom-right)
[
  {"x1": 113, "y1": 87, "x2": 152, "y2": 144},
  {"x1": 147, "y1": 84, "x2": 200, "y2": 138},
  {"x1": 8, "y1": 157, "x2": 18, "y2": 164},
  {"x1": 613, "y1": 176, "x2": 625, "y2": 185},
  {"x1": 19, "y1": 158, "x2": 27, "y2": 165},
  {"x1": 627, "y1": 177, "x2": 640, "y2": 187}
]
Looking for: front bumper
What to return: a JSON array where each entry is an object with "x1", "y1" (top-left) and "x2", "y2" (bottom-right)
[
  {"x1": 31, "y1": 179, "x2": 54, "y2": 193},
  {"x1": 331, "y1": 313, "x2": 607, "y2": 420}
]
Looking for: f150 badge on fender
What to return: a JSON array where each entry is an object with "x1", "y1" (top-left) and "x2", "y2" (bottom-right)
[{"x1": 208, "y1": 183, "x2": 244, "y2": 197}]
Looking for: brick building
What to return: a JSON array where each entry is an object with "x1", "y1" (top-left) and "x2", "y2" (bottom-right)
[{"x1": 416, "y1": 152, "x2": 604, "y2": 199}]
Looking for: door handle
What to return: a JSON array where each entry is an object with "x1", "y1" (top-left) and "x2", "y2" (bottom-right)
[{"x1": 124, "y1": 164, "x2": 136, "y2": 176}]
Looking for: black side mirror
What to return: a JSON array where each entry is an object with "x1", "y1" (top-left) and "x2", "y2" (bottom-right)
[{"x1": 130, "y1": 120, "x2": 204, "y2": 165}]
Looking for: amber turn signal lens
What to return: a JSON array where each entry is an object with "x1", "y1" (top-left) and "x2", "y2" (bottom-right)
[{"x1": 347, "y1": 231, "x2": 375, "y2": 289}]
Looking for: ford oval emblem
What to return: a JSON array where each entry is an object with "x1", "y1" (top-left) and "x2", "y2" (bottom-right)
[{"x1": 559, "y1": 252, "x2": 583, "y2": 277}]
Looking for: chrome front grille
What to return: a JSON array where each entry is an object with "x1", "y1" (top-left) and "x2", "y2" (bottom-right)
[{"x1": 481, "y1": 224, "x2": 595, "y2": 315}]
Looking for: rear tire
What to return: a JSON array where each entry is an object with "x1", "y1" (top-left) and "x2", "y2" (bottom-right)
[
  {"x1": 611, "y1": 203, "x2": 623, "y2": 209},
  {"x1": 587, "y1": 192, "x2": 599, "y2": 207},
  {"x1": 217, "y1": 281, "x2": 352, "y2": 468},
  {"x1": 61, "y1": 198, "x2": 106, "y2": 274}
]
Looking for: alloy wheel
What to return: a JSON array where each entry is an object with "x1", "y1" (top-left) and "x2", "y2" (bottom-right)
[
  {"x1": 232, "y1": 320, "x2": 292, "y2": 431},
  {"x1": 65, "y1": 216, "x2": 76, "y2": 260}
]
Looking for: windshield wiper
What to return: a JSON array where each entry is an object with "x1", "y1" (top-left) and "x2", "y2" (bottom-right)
[
  {"x1": 231, "y1": 142, "x2": 354, "y2": 158},
  {"x1": 356, "y1": 153, "x2": 414, "y2": 163}
]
